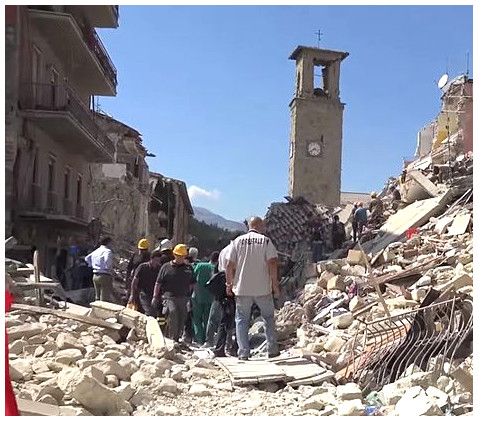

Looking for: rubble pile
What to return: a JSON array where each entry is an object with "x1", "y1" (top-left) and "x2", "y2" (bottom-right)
[{"x1": 270, "y1": 192, "x2": 473, "y2": 415}]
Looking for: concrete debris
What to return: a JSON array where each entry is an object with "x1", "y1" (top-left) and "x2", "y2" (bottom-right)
[{"x1": 6, "y1": 154, "x2": 473, "y2": 416}]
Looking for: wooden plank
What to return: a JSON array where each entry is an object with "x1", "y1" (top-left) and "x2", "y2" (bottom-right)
[
  {"x1": 11, "y1": 303, "x2": 123, "y2": 330},
  {"x1": 287, "y1": 370, "x2": 335, "y2": 387}
]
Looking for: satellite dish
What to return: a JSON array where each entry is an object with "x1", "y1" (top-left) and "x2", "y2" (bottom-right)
[{"x1": 438, "y1": 73, "x2": 449, "y2": 89}]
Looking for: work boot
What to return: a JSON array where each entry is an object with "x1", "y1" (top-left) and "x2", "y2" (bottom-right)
[
  {"x1": 238, "y1": 356, "x2": 249, "y2": 361},
  {"x1": 267, "y1": 351, "x2": 280, "y2": 359}
]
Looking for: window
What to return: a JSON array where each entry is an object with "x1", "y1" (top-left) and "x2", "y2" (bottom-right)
[
  {"x1": 32, "y1": 45, "x2": 42, "y2": 103},
  {"x1": 32, "y1": 149, "x2": 39, "y2": 184},
  {"x1": 76, "y1": 174, "x2": 82, "y2": 205},
  {"x1": 47, "y1": 156, "x2": 56, "y2": 192},
  {"x1": 64, "y1": 168, "x2": 71, "y2": 199}
]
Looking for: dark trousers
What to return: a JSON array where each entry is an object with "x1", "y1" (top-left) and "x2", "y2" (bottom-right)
[
  {"x1": 138, "y1": 291, "x2": 153, "y2": 316},
  {"x1": 214, "y1": 297, "x2": 237, "y2": 356},
  {"x1": 352, "y1": 222, "x2": 358, "y2": 242},
  {"x1": 164, "y1": 297, "x2": 189, "y2": 342},
  {"x1": 92, "y1": 274, "x2": 114, "y2": 302}
]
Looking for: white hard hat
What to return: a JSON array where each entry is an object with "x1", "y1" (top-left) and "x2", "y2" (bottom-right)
[{"x1": 159, "y1": 238, "x2": 172, "y2": 251}]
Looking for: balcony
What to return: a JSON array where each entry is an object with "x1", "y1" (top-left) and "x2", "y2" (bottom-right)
[
  {"x1": 63, "y1": 199, "x2": 73, "y2": 216},
  {"x1": 74, "y1": 5, "x2": 119, "y2": 28},
  {"x1": 29, "y1": 8, "x2": 117, "y2": 95},
  {"x1": 76, "y1": 204, "x2": 85, "y2": 220},
  {"x1": 31, "y1": 184, "x2": 43, "y2": 210},
  {"x1": 47, "y1": 191, "x2": 58, "y2": 212},
  {"x1": 20, "y1": 83, "x2": 115, "y2": 163}
]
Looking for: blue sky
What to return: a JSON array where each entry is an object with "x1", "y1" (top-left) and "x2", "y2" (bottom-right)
[{"x1": 97, "y1": 5, "x2": 473, "y2": 221}]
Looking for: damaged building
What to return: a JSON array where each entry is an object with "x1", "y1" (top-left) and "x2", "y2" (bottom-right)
[
  {"x1": 148, "y1": 172, "x2": 194, "y2": 246},
  {"x1": 89, "y1": 113, "x2": 152, "y2": 251},
  {"x1": 5, "y1": 5, "x2": 119, "y2": 276}
]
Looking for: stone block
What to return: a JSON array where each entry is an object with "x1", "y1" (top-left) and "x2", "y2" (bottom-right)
[
  {"x1": 323, "y1": 335, "x2": 346, "y2": 353},
  {"x1": 188, "y1": 383, "x2": 211, "y2": 396},
  {"x1": 93, "y1": 359, "x2": 129, "y2": 381},
  {"x1": 347, "y1": 250, "x2": 366, "y2": 266},
  {"x1": 337, "y1": 399, "x2": 365, "y2": 416},
  {"x1": 301, "y1": 396, "x2": 325, "y2": 411},
  {"x1": 34, "y1": 385, "x2": 64, "y2": 403},
  {"x1": 89, "y1": 301, "x2": 125, "y2": 320},
  {"x1": 130, "y1": 389, "x2": 153, "y2": 407},
  {"x1": 157, "y1": 378, "x2": 178, "y2": 395},
  {"x1": 131, "y1": 370, "x2": 153, "y2": 387},
  {"x1": 330, "y1": 312, "x2": 354, "y2": 329},
  {"x1": 57, "y1": 368, "x2": 128, "y2": 415},
  {"x1": 7, "y1": 323, "x2": 48, "y2": 341},
  {"x1": 56, "y1": 332, "x2": 82, "y2": 350},
  {"x1": 327, "y1": 275, "x2": 345, "y2": 291},
  {"x1": 106, "y1": 375, "x2": 120, "y2": 388},
  {"x1": 336, "y1": 383, "x2": 362, "y2": 401},
  {"x1": 55, "y1": 349, "x2": 83, "y2": 365},
  {"x1": 32, "y1": 360, "x2": 51, "y2": 374},
  {"x1": 114, "y1": 382, "x2": 135, "y2": 401},
  {"x1": 10, "y1": 358, "x2": 33, "y2": 381},
  {"x1": 9, "y1": 339, "x2": 27, "y2": 355},
  {"x1": 411, "y1": 287, "x2": 429, "y2": 302},
  {"x1": 395, "y1": 387, "x2": 444, "y2": 416},
  {"x1": 83, "y1": 365, "x2": 106, "y2": 384},
  {"x1": 349, "y1": 296, "x2": 365, "y2": 312},
  {"x1": 426, "y1": 386, "x2": 449, "y2": 409},
  {"x1": 318, "y1": 271, "x2": 335, "y2": 289}
]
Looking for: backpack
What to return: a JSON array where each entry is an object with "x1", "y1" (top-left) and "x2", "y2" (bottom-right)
[{"x1": 205, "y1": 271, "x2": 226, "y2": 300}]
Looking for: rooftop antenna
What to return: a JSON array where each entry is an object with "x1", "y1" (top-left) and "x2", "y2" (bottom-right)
[
  {"x1": 314, "y1": 29, "x2": 323, "y2": 48},
  {"x1": 465, "y1": 52, "x2": 469, "y2": 77}
]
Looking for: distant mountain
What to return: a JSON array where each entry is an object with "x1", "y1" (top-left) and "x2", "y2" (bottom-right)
[{"x1": 192, "y1": 207, "x2": 247, "y2": 232}]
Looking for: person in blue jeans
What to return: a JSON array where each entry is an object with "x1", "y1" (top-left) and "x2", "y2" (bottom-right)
[{"x1": 226, "y1": 216, "x2": 281, "y2": 361}]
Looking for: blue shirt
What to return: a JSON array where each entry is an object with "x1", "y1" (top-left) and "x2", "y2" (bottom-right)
[
  {"x1": 85, "y1": 245, "x2": 113, "y2": 275},
  {"x1": 354, "y1": 207, "x2": 368, "y2": 223}
]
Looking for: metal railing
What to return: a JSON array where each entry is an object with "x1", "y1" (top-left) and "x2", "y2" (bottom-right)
[
  {"x1": 20, "y1": 83, "x2": 115, "y2": 157},
  {"x1": 82, "y1": 25, "x2": 117, "y2": 87}
]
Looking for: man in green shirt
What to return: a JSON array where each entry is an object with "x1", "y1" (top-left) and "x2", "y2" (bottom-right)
[{"x1": 192, "y1": 251, "x2": 219, "y2": 345}]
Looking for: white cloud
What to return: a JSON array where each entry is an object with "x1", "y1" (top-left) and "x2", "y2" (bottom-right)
[{"x1": 188, "y1": 185, "x2": 220, "y2": 201}]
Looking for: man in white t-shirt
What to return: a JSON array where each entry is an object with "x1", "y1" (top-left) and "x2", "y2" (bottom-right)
[{"x1": 226, "y1": 216, "x2": 281, "y2": 360}]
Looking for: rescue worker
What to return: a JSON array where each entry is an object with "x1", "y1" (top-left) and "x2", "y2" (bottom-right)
[
  {"x1": 192, "y1": 252, "x2": 219, "y2": 344},
  {"x1": 351, "y1": 202, "x2": 359, "y2": 242},
  {"x1": 369, "y1": 191, "x2": 384, "y2": 226},
  {"x1": 354, "y1": 202, "x2": 368, "y2": 240},
  {"x1": 126, "y1": 238, "x2": 151, "y2": 293},
  {"x1": 331, "y1": 215, "x2": 346, "y2": 249},
  {"x1": 128, "y1": 250, "x2": 162, "y2": 315},
  {"x1": 151, "y1": 244, "x2": 197, "y2": 344}
]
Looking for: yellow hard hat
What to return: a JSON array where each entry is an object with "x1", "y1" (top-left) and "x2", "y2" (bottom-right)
[
  {"x1": 173, "y1": 244, "x2": 188, "y2": 257},
  {"x1": 371, "y1": 191, "x2": 377, "y2": 198},
  {"x1": 137, "y1": 238, "x2": 150, "y2": 250}
]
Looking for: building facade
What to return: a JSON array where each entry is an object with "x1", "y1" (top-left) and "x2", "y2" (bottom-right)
[
  {"x1": 90, "y1": 114, "x2": 151, "y2": 252},
  {"x1": 5, "y1": 5, "x2": 119, "y2": 276},
  {"x1": 149, "y1": 172, "x2": 194, "y2": 247},
  {"x1": 288, "y1": 46, "x2": 348, "y2": 206}
]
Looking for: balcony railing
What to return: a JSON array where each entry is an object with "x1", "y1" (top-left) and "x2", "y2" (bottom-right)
[
  {"x1": 63, "y1": 198, "x2": 73, "y2": 216},
  {"x1": 76, "y1": 204, "x2": 85, "y2": 219},
  {"x1": 20, "y1": 83, "x2": 115, "y2": 158},
  {"x1": 31, "y1": 184, "x2": 42, "y2": 210},
  {"x1": 47, "y1": 191, "x2": 58, "y2": 212},
  {"x1": 82, "y1": 24, "x2": 117, "y2": 88}
]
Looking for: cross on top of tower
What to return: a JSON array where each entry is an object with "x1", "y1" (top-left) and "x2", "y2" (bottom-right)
[{"x1": 314, "y1": 29, "x2": 323, "y2": 48}]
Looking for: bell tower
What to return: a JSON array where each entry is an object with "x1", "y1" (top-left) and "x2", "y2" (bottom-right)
[{"x1": 288, "y1": 45, "x2": 348, "y2": 206}]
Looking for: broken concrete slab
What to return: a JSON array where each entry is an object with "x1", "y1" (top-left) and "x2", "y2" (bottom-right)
[
  {"x1": 446, "y1": 213, "x2": 471, "y2": 236},
  {"x1": 346, "y1": 250, "x2": 366, "y2": 266},
  {"x1": 361, "y1": 190, "x2": 453, "y2": 254},
  {"x1": 409, "y1": 170, "x2": 443, "y2": 197}
]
